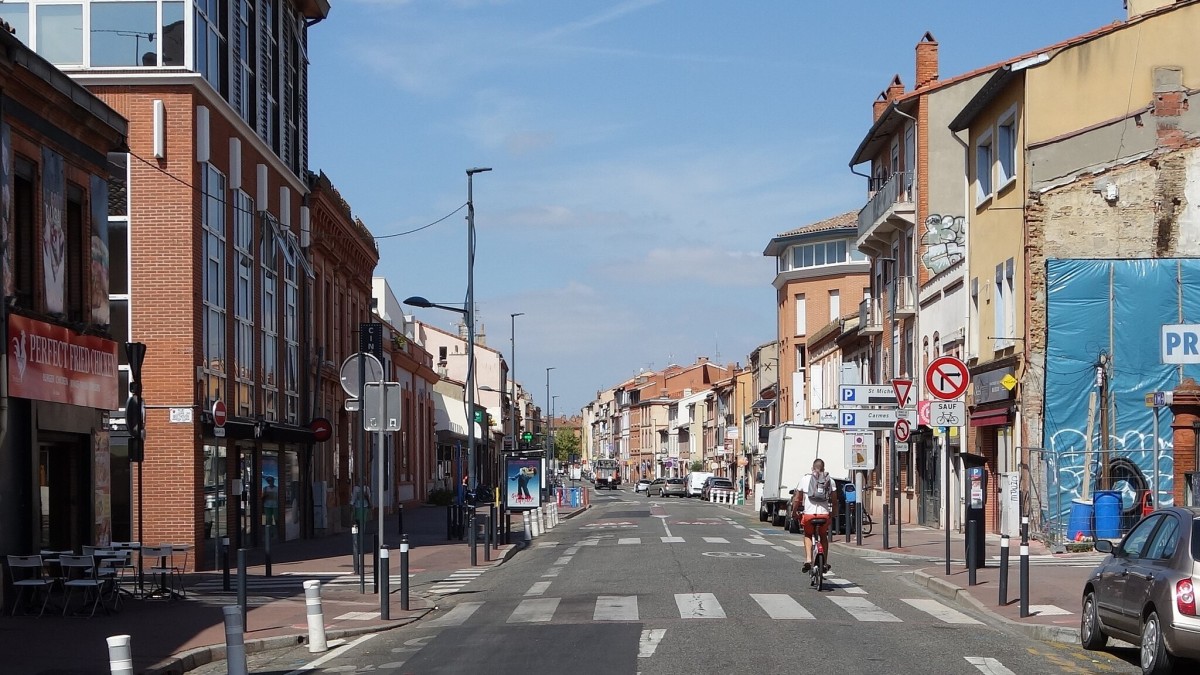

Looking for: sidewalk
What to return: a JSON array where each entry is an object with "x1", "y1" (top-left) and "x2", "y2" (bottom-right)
[
  {"x1": 830, "y1": 520, "x2": 1095, "y2": 644},
  {"x1": 0, "y1": 499, "x2": 588, "y2": 674}
]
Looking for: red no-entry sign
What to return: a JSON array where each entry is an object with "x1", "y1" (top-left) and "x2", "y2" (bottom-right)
[{"x1": 925, "y1": 356, "x2": 970, "y2": 401}]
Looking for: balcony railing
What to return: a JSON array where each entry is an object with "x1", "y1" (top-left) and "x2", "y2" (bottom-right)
[
  {"x1": 858, "y1": 171, "x2": 915, "y2": 238},
  {"x1": 892, "y1": 276, "x2": 916, "y2": 317},
  {"x1": 859, "y1": 297, "x2": 883, "y2": 334}
]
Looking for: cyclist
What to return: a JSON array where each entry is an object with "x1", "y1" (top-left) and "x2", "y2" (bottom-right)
[{"x1": 792, "y1": 458, "x2": 838, "y2": 574}]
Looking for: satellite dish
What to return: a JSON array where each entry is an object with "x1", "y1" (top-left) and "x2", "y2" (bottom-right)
[{"x1": 340, "y1": 353, "x2": 384, "y2": 396}]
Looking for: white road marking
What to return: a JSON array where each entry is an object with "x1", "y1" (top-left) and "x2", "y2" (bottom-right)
[
  {"x1": 785, "y1": 539, "x2": 805, "y2": 547},
  {"x1": 828, "y1": 596, "x2": 901, "y2": 622},
  {"x1": 750, "y1": 593, "x2": 814, "y2": 620},
  {"x1": 661, "y1": 517, "x2": 673, "y2": 538},
  {"x1": 824, "y1": 577, "x2": 868, "y2": 595},
  {"x1": 703, "y1": 537, "x2": 729, "y2": 544},
  {"x1": 541, "y1": 567, "x2": 562, "y2": 577},
  {"x1": 772, "y1": 545, "x2": 790, "y2": 552},
  {"x1": 524, "y1": 581, "x2": 552, "y2": 596},
  {"x1": 731, "y1": 524, "x2": 746, "y2": 529},
  {"x1": 331, "y1": 611, "x2": 378, "y2": 621},
  {"x1": 745, "y1": 538, "x2": 771, "y2": 545},
  {"x1": 965, "y1": 656, "x2": 1017, "y2": 675},
  {"x1": 426, "y1": 602, "x2": 484, "y2": 627},
  {"x1": 594, "y1": 595, "x2": 639, "y2": 621},
  {"x1": 507, "y1": 598, "x2": 560, "y2": 623},
  {"x1": 284, "y1": 634, "x2": 378, "y2": 675},
  {"x1": 866, "y1": 557, "x2": 902, "y2": 564},
  {"x1": 534, "y1": 542, "x2": 559, "y2": 548},
  {"x1": 675, "y1": 593, "x2": 726, "y2": 619},
  {"x1": 1027, "y1": 604, "x2": 1072, "y2": 616},
  {"x1": 903, "y1": 598, "x2": 982, "y2": 624},
  {"x1": 661, "y1": 536, "x2": 685, "y2": 543},
  {"x1": 553, "y1": 556, "x2": 573, "y2": 566},
  {"x1": 618, "y1": 538, "x2": 641, "y2": 545},
  {"x1": 639, "y1": 628, "x2": 666, "y2": 658}
]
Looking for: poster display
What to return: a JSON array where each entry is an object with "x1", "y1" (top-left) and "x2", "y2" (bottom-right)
[
  {"x1": 1, "y1": 123, "x2": 12, "y2": 298},
  {"x1": 42, "y1": 146, "x2": 64, "y2": 315},
  {"x1": 89, "y1": 174, "x2": 110, "y2": 325},
  {"x1": 262, "y1": 452, "x2": 280, "y2": 533},
  {"x1": 504, "y1": 457, "x2": 541, "y2": 510}
]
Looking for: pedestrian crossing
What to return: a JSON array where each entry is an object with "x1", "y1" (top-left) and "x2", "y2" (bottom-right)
[
  {"x1": 426, "y1": 592, "x2": 985, "y2": 626},
  {"x1": 538, "y1": 535, "x2": 815, "y2": 548},
  {"x1": 189, "y1": 566, "x2": 491, "y2": 597}
]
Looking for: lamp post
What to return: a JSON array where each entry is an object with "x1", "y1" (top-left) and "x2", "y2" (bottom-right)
[
  {"x1": 510, "y1": 313, "x2": 523, "y2": 446},
  {"x1": 545, "y1": 366, "x2": 555, "y2": 496}
]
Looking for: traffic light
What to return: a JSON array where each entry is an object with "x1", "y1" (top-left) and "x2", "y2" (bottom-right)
[
  {"x1": 473, "y1": 410, "x2": 484, "y2": 423},
  {"x1": 486, "y1": 414, "x2": 496, "y2": 428}
]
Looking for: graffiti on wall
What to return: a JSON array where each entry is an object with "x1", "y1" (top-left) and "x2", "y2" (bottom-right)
[{"x1": 920, "y1": 214, "x2": 965, "y2": 274}]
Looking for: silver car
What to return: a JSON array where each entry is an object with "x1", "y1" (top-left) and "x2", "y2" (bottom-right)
[{"x1": 1081, "y1": 506, "x2": 1200, "y2": 674}]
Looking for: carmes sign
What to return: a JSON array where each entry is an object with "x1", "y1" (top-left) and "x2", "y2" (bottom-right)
[{"x1": 8, "y1": 314, "x2": 119, "y2": 409}]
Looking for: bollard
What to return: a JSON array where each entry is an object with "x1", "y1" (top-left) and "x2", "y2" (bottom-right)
[
  {"x1": 265, "y1": 525, "x2": 273, "y2": 577},
  {"x1": 222, "y1": 605, "x2": 248, "y2": 675},
  {"x1": 522, "y1": 511, "x2": 533, "y2": 542},
  {"x1": 221, "y1": 537, "x2": 231, "y2": 592},
  {"x1": 505, "y1": 508, "x2": 512, "y2": 544},
  {"x1": 896, "y1": 510, "x2": 902, "y2": 549},
  {"x1": 237, "y1": 548, "x2": 248, "y2": 628},
  {"x1": 379, "y1": 547, "x2": 390, "y2": 621},
  {"x1": 457, "y1": 505, "x2": 466, "y2": 541},
  {"x1": 855, "y1": 503, "x2": 862, "y2": 546},
  {"x1": 372, "y1": 534, "x2": 379, "y2": 595},
  {"x1": 469, "y1": 509, "x2": 478, "y2": 566},
  {"x1": 999, "y1": 535, "x2": 1010, "y2": 606},
  {"x1": 303, "y1": 580, "x2": 327, "y2": 653},
  {"x1": 531, "y1": 507, "x2": 541, "y2": 538},
  {"x1": 484, "y1": 514, "x2": 492, "y2": 562},
  {"x1": 967, "y1": 520, "x2": 978, "y2": 586},
  {"x1": 1019, "y1": 542, "x2": 1030, "y2": 618},
  {"x1": 398, "y1": 504, "x2": 405, "y2": 537},
  {"x1": 542, "y1": 506, "x2": 550, "y2": 532},
  {"x1": 1021, "y1": 515, "x2": 1030, "y2": 546},
  {"x1": 882, "y1": 504, "x2": 890, "y2": 550},
  {"x1": 106, "y1": 635, "x2": 133, "y2": 675},
  {"x1": 352, "y1": 524, "x2": 361, "y2": 574},
  {"x1": 447, "y1": 505, "x2": 454, "y2": 541},
  {"x1": 400, "y1": 535, "x2": 410, "y2": 611}
]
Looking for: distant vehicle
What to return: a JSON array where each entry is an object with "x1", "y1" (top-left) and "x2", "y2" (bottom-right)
[
  {"x1": 684, "y1": 472, "x2": 714, "y2": 498},
  {"x1": 760, "y1": 423, "x2": 847, "y2": 527},
  {"x1": 701, "y1": 477, "x2": 735, "y2": 501},
  {"x1": 634, "y1": 479, "x2": 652, "y2": 494},
  {"x1": 647, "y1": 477, "x2": 687, "y2": 498},
  {"x1": 1081, "y1": 506, "x2": 1200, "y2": 674},
  {"x1": 592, "y1": 459, "x2": 622, "y2": 490}
]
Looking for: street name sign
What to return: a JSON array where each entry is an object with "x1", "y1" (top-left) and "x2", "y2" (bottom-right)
[
  {"x1": 840, "y1": 408, "x2": 916, "y2": 431},
  {"x1": 839, "y1": 384, "x2": 896, "y2": 407}
]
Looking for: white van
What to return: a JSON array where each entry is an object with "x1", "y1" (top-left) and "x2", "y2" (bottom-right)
[{"x1": 685, "y1": 472, "x2": 714, "y2": 498}]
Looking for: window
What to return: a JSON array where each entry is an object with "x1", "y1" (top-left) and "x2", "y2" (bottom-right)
[
  {"x1": 284, "y1": 239, "x2": 299, "y2": 424},
  {"x1": 1120, "y1": 515, "x2": 1162, "y2": 559},
  {"x1": 997, "y1": 109, "x2": 1017, "y2": 186},
  {"x1": 975, "y1": 130, "x2": 993, "y2": 203},
  {"x1": 237, "y1": 0, "x2": 257, "y2": 122},
  {"x1": 0, "y1": 3, "x2": 30, "y2": 44},
  {"x1": 65, "y1": 184, "x2": 84, "y2": 322},
  {"x1": 261, "y1": 224, "x2": 279, "y2": 421},
  {"x1": 786, "y1": 239, "x2": 850, "y2": 271},
  {"x1": 37, "y1": 3, "x2": 83, "y2": 65},
  {"x1": 794, "y1": 294, "x2": 806, "y2": 336},
  {"x1": 234, "y1": 191, "x2": 254, "y2": 417},
  {"x1": 1145, "y1": 516, "x2": 1180, "y2": 560},
  {"x1": 195, "y1": 0, "x2": 227, "y2": 94},
  {"x1": 202, "y1": 165, "x2": 227, "y2": 405},
  {"x1": 993, "y1": 259, "x2": 1016, "y2": 351},
  {"x1": 828, "y1": 290, "x2": 840, "y2": 321},
  {"x1": 438, "y1": 346, "x2": 447, "y2": 363},
  {"x1": 969, "y1": 278, "x2": 980, "y2": 357},
  {"x1": 91, "y1": 2, "x2": 158, "y2": 67}
]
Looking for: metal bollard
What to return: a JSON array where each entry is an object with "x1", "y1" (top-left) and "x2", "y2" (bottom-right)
[
  {"x1": 237, "y1": 548, "x2": 248, "y2": 628},
  {"x1": 106, "y1": 634, "x2": 133, "y2": 675},
  {"x1": 379, "y1": 547, "x2": 390, "y2": 621},
  {"x1": 372, "y1": 534, "x2": 379, "y2": 594},
  {"x1": 400, "y1": 535, "x2": 410, "y2": 611},
  {"x1": 352, "y1": 524, "x2": 361, "y2": 574},
  {"x1": 447, "y1": 505, "x2": 454, "y2": 540},
  {"x1": 221, "y1": 537, "x2": 231, "y2": 592},
  {"x1": 967, "y1": 520, "x2": 978, "y2": 586},
  {"x1": 999, "y1": 535, "x2": 1010, "y2": 606},
  {"x1": 882, "y1": 504, "x2": 890, "y2": 550},
  {"x1": 265, "y1": 525, "x2": 273, "y2": 577},
  {"x1": 398, "y1": 504, "x2": 405, "y2": 537},
  {"x1": 1019, "y1": 542, "x2": 1030, "y2": 618},
  {"x1": 458, "y1": 505, "x2": 466, "y2": 541},
  {"x1": 223, "y1": 605, "x2": 248, "y2": 675},
  {"x1": 303, "y1": 580, "x2": 327, "y2": 653},
  {"x1": 896, "y1": 509, "x2": 902, "y2": 549},
  {"x1": 469, "y1": 509, "x2": 478, "y2": 566},
  {"x1": 522, "y1": 511, "x2": 532, "y2": 542},
  {"x1": 855, "y1": 503, "x2": 862, "y2": 546},
  {"x1": 483, "y1": 514, "x2": 492, "y2": 562}
]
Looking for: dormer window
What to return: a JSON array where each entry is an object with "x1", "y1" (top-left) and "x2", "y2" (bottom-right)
[{"x1": 780, "y1": 238, "x2": 865, "y2": 272}]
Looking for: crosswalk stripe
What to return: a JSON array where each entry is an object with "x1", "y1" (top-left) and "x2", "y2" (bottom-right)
[
  {"x1": 428, "y1": 601, "x2": 483, "y2": 627},
  {"x1": 661, "y1": 536, "x2": 685, "y2": 543},
  {"x1": 639, "y1": 628, "x2": 666, "y2": 658},
  {"x1": 553, "y1": 556, "x2": 573, "y2": 565},
  {"x1": 703, "y1": 537, "x2": 729, "y2": 544},
  {"x1": 525, "y1": 581, "x2": 551, "y2": 597},
  {"x1": 594, "y1": 595, "x2": 639, "y2": 621},
  {"x1": 618, "y1": 538, "x2": 641, "y2": 545},
  {"x1": 675, "y1": 593, "x2": 726, "y2": 619},
  {"x1": 507, "y1": 598, "x2": 560, "y2": 623},
  {"x1": 824, "y1": 577, "x2": 867, "y2": 595},
  {"x1": 772, "y1": 545, "x2": 790, "y2": 552},
  {"x1": 332, "y1": 611, "x2": 378, "y2": 621},
  {"x1": 535, "y1": 542, "x2": 559, "y2": 548},
  {"x1": 750, "y1": 593, "x2": 813, "y2": 620},
  {"x1": 828, "y1": 596, "x2": 900, "y2": 622},
  {"x1": 867, "y1": 558, "x2": 902, "y2": 564},
  {"x1": 965, "y1": 656, "x2": 1016, "y2": 675},
  {"x1": 903, "y1": 598, "x2": 981, "y2": 624},
  {"x1": 745, "y1": 538, "x2": 771, "y2": 545}
]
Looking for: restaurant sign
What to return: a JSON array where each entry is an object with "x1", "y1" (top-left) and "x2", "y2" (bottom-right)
[{"x1": 8, "y1": 314, "x2": 119, "y2": 410}]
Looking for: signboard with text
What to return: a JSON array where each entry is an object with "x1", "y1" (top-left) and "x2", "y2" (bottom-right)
[{"x1": 7, "y1": 314, "x2": 119, "y2": 409}]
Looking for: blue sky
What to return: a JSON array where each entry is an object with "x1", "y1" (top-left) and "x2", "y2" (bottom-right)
[{"x1": 308, "y1": 0, "x2": 1122, "y2": 415}]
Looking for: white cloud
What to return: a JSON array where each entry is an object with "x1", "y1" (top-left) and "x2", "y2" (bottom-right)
[
  {"x1": 601, "y1": 247, "x2": 773, "y2": 288},
  {"x1": 534, "y1": 0, "x2": 665, "y2": 42}
]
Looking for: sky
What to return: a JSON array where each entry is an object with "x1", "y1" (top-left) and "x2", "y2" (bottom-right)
[{"x1": 307, "y1": 0, "x2": 1124, "y2": 416}]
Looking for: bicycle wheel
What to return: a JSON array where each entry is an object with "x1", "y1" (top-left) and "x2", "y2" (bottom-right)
[
  {"x1": 812, "y1": 552, "x2": 824, "y2": 591},
  {"x1": 862, "y1": 514, "x2": 873, "y2": 536}
]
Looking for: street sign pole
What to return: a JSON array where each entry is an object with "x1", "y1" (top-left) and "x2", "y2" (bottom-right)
[{"x1": 357, "y1": 351, "x2": 366, "y2": 594}]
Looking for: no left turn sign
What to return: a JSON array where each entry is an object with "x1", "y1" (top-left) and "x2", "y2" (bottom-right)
[
  {"x1": 893, "y1": 418, "x2": 911, "y2": 442},
  {"x1": 925, "y1": 356, "x2": 970, "y2": 401}
]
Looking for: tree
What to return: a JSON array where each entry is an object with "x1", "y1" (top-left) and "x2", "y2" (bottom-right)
[
  {"x1": 689, "y1": 460, "x2": 704, "y2": 472},
  {"x1": 553, "y1": 429, "x2": 580, "y2": 463}
]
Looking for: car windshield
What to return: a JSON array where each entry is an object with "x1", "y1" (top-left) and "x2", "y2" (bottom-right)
[
  {"x1": 713, "y1": 480, "x2": 733, "y2": 487},
  {"x1": 667, "y1": 478, "x2": 683, "y2": 484}
]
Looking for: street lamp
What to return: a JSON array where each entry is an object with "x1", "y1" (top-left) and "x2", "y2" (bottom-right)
[
  {"x1": 510, "y1": 313, "x2": 524, "y2": 446},
  {"x1": 546, "y1": 366, "x2": 555, "y2": 495},
  {"x1": 551, "y1": 395, "x2": 560, "y2": 467}
]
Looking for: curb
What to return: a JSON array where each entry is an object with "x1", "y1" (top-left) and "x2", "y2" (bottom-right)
[
  {"x1": 144, "y1": 607, "x2": 435, "y2": 675},
  {"x1": 829, "y1": 541, "x2": 941, "y2": 562},
  {"x1": 910, "y1": 569, "x2": 1079, "y2": 645}
]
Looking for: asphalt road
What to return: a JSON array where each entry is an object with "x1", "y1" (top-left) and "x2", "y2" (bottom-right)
[{"x1": 217, "y1": 489, "x2": 1141, "y2": 674}]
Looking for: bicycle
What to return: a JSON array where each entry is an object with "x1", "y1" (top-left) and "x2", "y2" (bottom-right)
[
  {"x1": 860, "y1": 509, "x2": 874, "y2": 536},
  {"x1": 808, "y1": 516, "x2": 829, "y2": 592}
]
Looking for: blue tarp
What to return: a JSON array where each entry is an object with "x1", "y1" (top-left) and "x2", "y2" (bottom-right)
[{"x1": 1043, "y1": 259, "x2": 1195, "y2": 527}]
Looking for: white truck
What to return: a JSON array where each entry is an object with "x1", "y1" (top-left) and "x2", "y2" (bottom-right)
[{"x1": 758, "y1": 423, "x2": 849, "y2": 527}]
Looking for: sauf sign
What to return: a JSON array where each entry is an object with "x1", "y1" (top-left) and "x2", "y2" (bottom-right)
[{"x1": 1162, "y1": 324, "x2": 1200, "y2": 363}]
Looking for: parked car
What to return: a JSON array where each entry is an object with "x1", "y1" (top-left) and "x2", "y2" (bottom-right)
[
  {"x1": 1080, "y1": 506, "x2": 1200, "y2": 674},
  {"x1": 634, "y1": 479, "x2": 652, "y2": 494},
  {"x1": 685, "y1": 471, "x2": 714, "y2": 498},
  {"x1": 701, "y1": 477, "x2": 735, "y2": 501},
  {"x1": 647, "y1": 477, "x2": 687, "y2": 498}
]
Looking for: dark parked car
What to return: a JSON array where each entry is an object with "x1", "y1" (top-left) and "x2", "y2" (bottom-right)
[
  {"x1": 701, "y1": 477, "x2": 735, "y2": 501},
  {"x1": 647, "y1": 477, "x2": 687, "y2": 498},
  {"x1": 1080, "y1": 506, "x2": 1200, "y2": 674}
]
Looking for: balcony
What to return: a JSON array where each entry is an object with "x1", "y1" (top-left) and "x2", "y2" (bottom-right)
[
  {"x1": 859, "y1": 297, "x2": 883, "y2": 334},
  {"x1": 892, "y1": 276, "x2": 916, "y2": 318},
  {"x1": 857, "y1": 172, "x2": 916, "y2": 255}
]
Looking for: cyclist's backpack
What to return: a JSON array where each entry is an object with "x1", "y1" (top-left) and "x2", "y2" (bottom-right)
[{"x1": 808, "y1": 472, "x2": 831, "y2": 504}]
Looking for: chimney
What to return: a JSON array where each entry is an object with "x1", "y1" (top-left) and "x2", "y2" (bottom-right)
[
  {"x1": 915, "y1": 32, "x2": 939, "y2": 90},
  {"x1": 873, "y1": 91, "x2": 889, "y2": 121},
  {"x1": 886, "y1": 74, "x2": 905, "y2": 103}
]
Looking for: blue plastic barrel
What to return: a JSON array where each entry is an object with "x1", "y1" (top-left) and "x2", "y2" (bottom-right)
[
  {"x1": 1067, "y1": 498, "x2": 1094, "y2": 540},
  {"x1": 1094, "y1": 490, "x2": 1122, "y2": 539}
]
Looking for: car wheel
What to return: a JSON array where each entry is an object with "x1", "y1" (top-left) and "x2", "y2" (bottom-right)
[
  {"x1": 759, "y1": 508, "x2": 768, "y2": 523},
  {"x1": 1080, "y1": 591, "x2": 1108, "y2": 650},
  {"x1": 788, "y1": 514, "x2": 801, "y2": 534},
  {"x1": 1141, "y1": 611, "x2": 1175, "y2": 674}
]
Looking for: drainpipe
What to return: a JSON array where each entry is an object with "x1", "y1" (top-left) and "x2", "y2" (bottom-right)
[{"x1": 951, "y1": 127, "x2": 971, "y2": 532}]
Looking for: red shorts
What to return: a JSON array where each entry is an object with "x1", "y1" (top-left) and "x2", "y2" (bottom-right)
[{"x1": 802, "y1": 513, "x2": 831, "y2": 537}]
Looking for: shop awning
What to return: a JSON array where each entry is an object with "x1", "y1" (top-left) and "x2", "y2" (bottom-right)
[
  {"x1": 433, "y1": 391, "x2": 468, "y2": 438},
  {"x1": 751, "y1": 398, "x2": 775, "y2": 410},
  {"x1": 970, "y1": 407, "x2": 1011, "y2": 427}
]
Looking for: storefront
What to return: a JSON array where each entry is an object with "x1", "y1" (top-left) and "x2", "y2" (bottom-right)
[{"x1": 968, "y1": 362, "x2": 1018, "y2": 533}]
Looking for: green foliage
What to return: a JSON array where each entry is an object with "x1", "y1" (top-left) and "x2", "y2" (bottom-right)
[
  {"x1": 689, "y1": 460, "x2": 704, "y2": 472},
  {"x1": 553, "y1": 429, "x2": 581, "y2": 462},
  {"x1": 426, "y1": 488, "x2": 455, "y2": 506}
]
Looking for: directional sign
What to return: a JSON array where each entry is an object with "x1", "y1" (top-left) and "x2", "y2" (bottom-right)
[
  {"x1": 839, "y1": 384, "x2": 896, "y2": 407},
  {"x1": 844, "y1": 431, "x2": 875, "y2": 470},
  {"x1": 925, "y1": 356, "x2": 970, "y2": 401},
  {"x1": 892, "y1": 379, "x2": 913, "y2": 407},
  {"x1": 929, "y1": 400, "x2": 966, "y2": 426},
  {"x1": 1145, "y1": 391, "x2": 1173, "y2": 408},
  {"x1": 893, "y1": 418, "x2": 911, "y2": 442},
  {"x1": 840, "y1": 409, "x2": 916, "y2": 431}
]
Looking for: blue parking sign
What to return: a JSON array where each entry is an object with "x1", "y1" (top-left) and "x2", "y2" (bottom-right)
[{"x1": 841, "y1": 411, "x2": 856, "y2": 427}]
